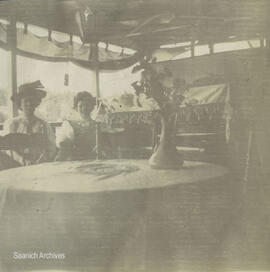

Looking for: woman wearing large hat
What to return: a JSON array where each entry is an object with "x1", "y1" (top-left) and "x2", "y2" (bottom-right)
[{"x1": 4, "y1": 80, "x2": 56, "y2": 165}]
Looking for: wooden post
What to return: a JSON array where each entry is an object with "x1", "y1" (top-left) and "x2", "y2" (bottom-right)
[
  {"x1": 260, "y1": 37, "x2": 264, "y2": 49},
  {"x1": 7, "y1": 18, "x2": 18, "y2": 117},
  {"x1": 91, "y1": 12, "x2": 102, "y2": 160},
  {"x1": 267, "y1": 36, "x2": 270, "y2": 67},
  {"x1": 191, "y1": 41, "x2": 195, "y2": 57},
  {"x1": 209, "y1": 42, "x2": 214, "y2": 55},
  {"x1": 86, "y1": 11, "x2": 101, "y2": 160},
  {"x1": 92, "y1": 41, "x2": 101, "y2": 160}
]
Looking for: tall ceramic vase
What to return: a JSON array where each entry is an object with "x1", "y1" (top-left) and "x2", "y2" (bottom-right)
[{"x1": 149, "y1": 113, "x2": 183, "y2": 169}]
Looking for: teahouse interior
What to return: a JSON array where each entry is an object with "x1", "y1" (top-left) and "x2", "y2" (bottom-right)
[{"x1": 0, "y1": 0, "x2": 270, "y2": 271}]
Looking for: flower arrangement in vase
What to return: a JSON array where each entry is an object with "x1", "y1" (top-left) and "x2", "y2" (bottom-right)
[{"x1": 131, "y1": 56, "x2": 187, "y2": 169}]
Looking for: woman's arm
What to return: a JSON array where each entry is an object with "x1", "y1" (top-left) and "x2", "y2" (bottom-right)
[
  {"x1": 4, "y1": 119, "x2": 30, "y2": 165},
  {"x1": 55, "y1": 121, "x2": 75, "y2": 161}
]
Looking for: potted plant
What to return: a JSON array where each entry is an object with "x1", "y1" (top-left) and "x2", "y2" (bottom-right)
[{"x1": 131, "y1": 56, "x2": 187, "y2": 169}]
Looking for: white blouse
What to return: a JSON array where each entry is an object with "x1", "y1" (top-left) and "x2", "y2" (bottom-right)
[{"x1": 4, "y1": 115, "x2": 57, "y2": 165}]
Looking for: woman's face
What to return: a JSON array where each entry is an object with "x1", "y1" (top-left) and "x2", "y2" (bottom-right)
[
  {"x1": 77, "y1": 100, "x2": 94, "y2": 119},
  {"x1": 21, "y1": 96, "x2": 37, "y2": 117}
]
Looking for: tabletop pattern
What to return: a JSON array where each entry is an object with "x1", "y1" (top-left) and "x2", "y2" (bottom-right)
[{"x1": 0, "y1": 160, "x2": 229, "y2": 193}]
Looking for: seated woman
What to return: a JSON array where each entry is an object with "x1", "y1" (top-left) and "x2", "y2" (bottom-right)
[
  {"x1": 56, "y1": 91, "x2": 106, "y2": 161},
  {"x1": 4, "y1": 80, "x2": 57, "y2": 166}
]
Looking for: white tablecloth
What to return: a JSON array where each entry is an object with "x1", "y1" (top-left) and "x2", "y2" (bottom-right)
[{"x1": 0, "y1": 160, "x2": 232, "y2": 272}]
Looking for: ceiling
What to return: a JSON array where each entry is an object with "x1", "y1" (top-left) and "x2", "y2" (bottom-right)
[{"x1": 0, "y1": 0, "x2": 269, "y2": 51}]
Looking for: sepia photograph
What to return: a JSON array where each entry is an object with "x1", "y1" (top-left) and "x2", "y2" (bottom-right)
[{"x1": 0, "y1": 0, "x2": 269, "y2": 271}]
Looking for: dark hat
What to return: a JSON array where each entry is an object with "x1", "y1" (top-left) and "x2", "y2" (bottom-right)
[
  {"x1": 11, "y1": 80, "x2": 46, "y2": 106},
  {"x1": 73, "y1": 91, "x2": 96, "y2": 109}
]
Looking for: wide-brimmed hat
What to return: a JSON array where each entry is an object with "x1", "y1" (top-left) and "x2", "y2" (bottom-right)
[{"x1": 11, "y1": 80, "x2": 46, "y2": 106}]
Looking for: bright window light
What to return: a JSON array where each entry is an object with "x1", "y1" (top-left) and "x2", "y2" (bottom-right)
[
  {"x1": 99, "y1": 42, "x2": 136, "y2": 55},
  {"x1": 161, "y1": 39, "x2": 262, "y2": 62},
  {"x1": 172, "y1": 50, "x2": 191, "y2": 60},
  {"x1": 248, "y1": 39, "x2": 260, "y2": 48},
  {"x1": 194, "y1": 44, "x2": 210, "y2": 56},
  {"x1": 71, "y1": 35, "x2": 83, "y2": 45},
  {"x1": 16, "y1": 22, "x2": 24, "y2": 29},
  {"x1": 51, "y1": 31, "x2": 70, "y2": 43},
  {"x1": 0, "y1": 19, "x2": 9, "y2": 25},
  {"x1": 160, "y1": 42, "x2": 191, "y2": 48},
  {"x1": 215, "y1": 39, "x2": 260, "y2": 53},
  {"x1": 160, "y1": 41, "x2": 199, "y2": 49},
  {"x1": 27, "y1": 24, "x2": 48, "y2": 37}
]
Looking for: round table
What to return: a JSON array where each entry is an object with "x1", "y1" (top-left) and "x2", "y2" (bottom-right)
[{"x1": 0, "y1": 160, "x2": 233, "y2": 272}]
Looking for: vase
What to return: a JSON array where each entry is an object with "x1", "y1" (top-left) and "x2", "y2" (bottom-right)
[{"x1": 149, "y1": 112, "x2": 183, "y2": 169}]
